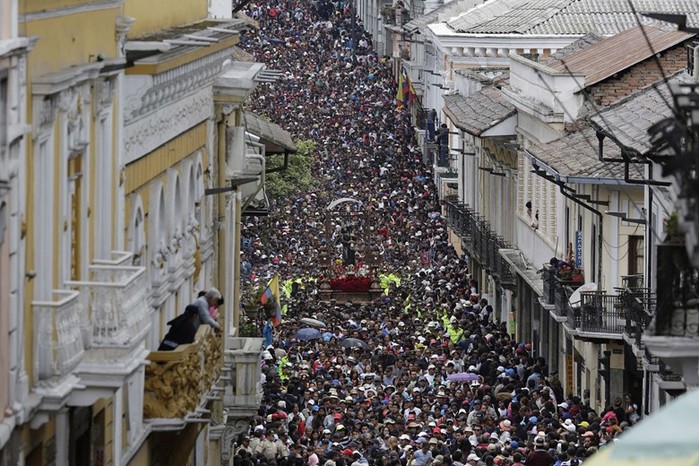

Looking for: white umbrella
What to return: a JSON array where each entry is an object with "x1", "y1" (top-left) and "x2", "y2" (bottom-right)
[
  {"x1": 569, "y1": 282, "x2": 597, "y2": 309},
  {"x1": 299, "y1": 317, "x2": 327, "y2": 328}
]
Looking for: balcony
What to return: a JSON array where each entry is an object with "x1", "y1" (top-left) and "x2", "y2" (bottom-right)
[
  {"x1": 32, "y1": 290, "x2": 85, "y2": 409},
  {"x1": 567, "y1": 292, "x2": 625, "y2": 340},
  {"x1": 445, "y1": 201, "x2": 515, "y2": 287},
  {"x1": 403, "y1": 60, "x2": 424, "y2": 93},
  {"x1": 67, "y1": 254, "x2": 150, "y2": 349},
  {"x1": 622, "y1": 288, "x2": 655, "y2": 353},
  {"x1": 143, "y1": 326, "x2": 223, "y2": 426},
  {"x1": 643, "y1": 242, "x2": 699, "y2": 380},
  {"x1": 32, "y1": 290, "x2": 85, "y2": 384},
  {"x1": 553, "y1": 283, "x2": 576, "y2": 321}
]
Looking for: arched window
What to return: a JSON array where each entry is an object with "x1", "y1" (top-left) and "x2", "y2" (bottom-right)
[{"x1": 128, "y1": 196, "x2": 145, "y2": 266}]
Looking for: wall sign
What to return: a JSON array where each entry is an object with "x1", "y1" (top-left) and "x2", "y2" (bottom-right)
[{"x1": 575, "y1": 230, "x2": 583, "y2": 268}]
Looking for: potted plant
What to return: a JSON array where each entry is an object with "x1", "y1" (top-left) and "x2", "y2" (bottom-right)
[
  {"x1": 238, "y1": 316, "x2": 261, "y2": 338},
  {"x1": 663, "y1": 211, "x2": 683, "y2": 244},
  {"x1": 242, "y1": 284, "x2": 265, "y2": 319}
]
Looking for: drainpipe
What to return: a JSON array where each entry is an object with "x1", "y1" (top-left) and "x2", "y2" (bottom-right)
[
  {"x1": 558, "y1": 183, "x2": 604, "y2": 289},
  {"x1": 241, "y1": 148, "x2": 267, "y2": 212},
  {"x1": 266, "y1": 150, "x2": 290, "y2": 174},
  {"x1": 597, "y1": 130, "x2": 669, "y2": 187},
  {"x1": 624, "y1": 162, "x2": 670, "y2": 186},
  {"x1": 533, "y1": 167, "x2": 603, "y2": 288}
]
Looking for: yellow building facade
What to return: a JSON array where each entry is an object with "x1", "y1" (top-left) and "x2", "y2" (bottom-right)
[{"x1": 1, "y1": 0, "x2": 284, "y2": 462}]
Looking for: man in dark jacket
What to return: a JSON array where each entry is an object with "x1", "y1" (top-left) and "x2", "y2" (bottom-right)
[{"x1": 158, "y1": 304, "x2": 199, "y2": 350}]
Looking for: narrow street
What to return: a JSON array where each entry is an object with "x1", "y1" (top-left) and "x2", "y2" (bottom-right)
[{"x1": 231, "y1": 3, "x2": 627, "y2": 466}]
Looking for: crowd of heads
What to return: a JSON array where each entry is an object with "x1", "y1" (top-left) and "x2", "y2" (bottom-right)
[{"x1": 233, "y1": 2, "x2": 640, "y2": 466}]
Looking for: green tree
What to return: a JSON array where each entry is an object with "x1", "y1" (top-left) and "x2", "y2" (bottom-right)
[{"x1": 265, "y1": 140, "x2": 317, "y2": 199}]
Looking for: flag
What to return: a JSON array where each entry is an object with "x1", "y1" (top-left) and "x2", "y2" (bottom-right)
[
  {"x1": 407, "y1": 76, "x2": 416, "y2": 107},
  {"x1": 261, "y1": 275, "x2": 283, "y2": 327},
  {"x1": 396, "y1": 74, "x2": 405, "y2": 108},
  {"x1": 402, "y1": 74, "x2": 410, "y2": 107}
]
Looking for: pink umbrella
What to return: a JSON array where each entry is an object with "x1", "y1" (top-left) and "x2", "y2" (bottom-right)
[{"x1": 447, "y1": 372, "x2": 480, "y2": 382}]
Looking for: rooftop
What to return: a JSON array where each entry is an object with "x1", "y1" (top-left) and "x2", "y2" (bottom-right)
[
  {"x1": 243, "y1": 112, "x2": 296, "y2": 153},
  {"x1": 126, "y1": 19, "x2": 248, "y2": 67},
  {"x1": 404, "y1": 0, "x2": 484, "y2": 33},
  {"x1": 544, "y1": 25, "x2": 693, "y2": 88},
  {"x1": 443, "y1": 86, "x2": 515, "y2": 136},
  {"x1": 525, "y1": 125, "x2": 644, "y2": 183},
  {"x1": 590, "y1": 71, "x2": 693, "y2": 159},
  {"x1": 447, "y1": 0, "x2": 699, "y2": 35}
]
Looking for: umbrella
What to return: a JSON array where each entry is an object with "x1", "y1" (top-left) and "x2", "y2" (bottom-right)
[
  {"x1": 300, "y1": 317, "x2": 327, "y2": 328},
  {"x1": 446, "y1": 372, "x2": 480, "y2": 382},
  {"x1": 322, "y1": 332, "x2": 335, "y2": 341},
  {"x1": 338, "y1": 338, "x2": 370, "y2": 350},
  {"x1": 296, "y1": 328, "x2": 321, "y2": 341},
  {"x1": 275, "y1": 348, "x2": 287, "y2": 358},
  {"x1": 583, "y1": 389, "x2": 699, "y2": 466}
]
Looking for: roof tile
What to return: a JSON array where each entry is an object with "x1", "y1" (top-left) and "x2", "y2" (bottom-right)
[
  {"x1": 526, "y1": 125, "x2": 643, "y2": 180},
  {"x1": 443, "y1": 86, "x2": 516, "y2": 136},
  {"x1": 447, "y1": 0, "x2": 699, "y2": 35},
  {"x1": 590, "y1": 72, "x2": 693, "y2": 158}
]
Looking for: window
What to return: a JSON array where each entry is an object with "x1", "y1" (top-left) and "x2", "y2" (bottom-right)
[
  {"x1": 68, "y1": 155, "x2": 83, "y2": 280},
  {"x1": 628, "y1": 235, "x2": 644, "y2": 276},
  {"x1": 0, "y1": 74, "x2": 8, "y2": 164}
]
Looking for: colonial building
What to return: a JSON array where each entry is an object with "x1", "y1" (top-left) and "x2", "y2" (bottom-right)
[
  {"x1": 0, "y1": 0, "x2": 33, "y2": 462},
  {"x1": 443, "y1": 23, "x2": 696, "y2": 413},
  {"x1": 505, "y1": 26, "x2": 693, "y2": 411},
  {"x1": 0, "y1": 0, "x2": 283, "y2": 464}
]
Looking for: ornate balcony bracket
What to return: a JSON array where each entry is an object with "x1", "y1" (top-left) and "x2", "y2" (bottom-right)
[{"x1": 143, "y1": 326, "x2": 223, "y2": 422}]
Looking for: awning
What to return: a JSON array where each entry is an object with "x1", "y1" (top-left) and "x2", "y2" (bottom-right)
[
  {"x1": 499, "y1": 248, "x2": 543, "y2": 297},
  {"x1": 243, "y1": 111, "x2": 296, "y2": 154}
]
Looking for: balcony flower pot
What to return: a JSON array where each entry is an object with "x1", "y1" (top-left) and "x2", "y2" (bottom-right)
[{"x1": 243, "y1": 304, "x2": 261, "y2": 320}]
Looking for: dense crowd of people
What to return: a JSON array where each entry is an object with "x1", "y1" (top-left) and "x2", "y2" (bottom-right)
[{"x1": 232, "y1": 2, "x2": 640, "y2": 466}]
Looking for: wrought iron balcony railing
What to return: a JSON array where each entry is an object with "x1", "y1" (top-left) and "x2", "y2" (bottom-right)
[
  {"x1": 622, "y1": 288, "x2": 655, "y2": 349},
  {"x1": 574, "y1": 292, "x2": 626, "y2": 335},
  {"x1": 445, "y1": 201, "x2": 514, "y2": 285},
  {"x1": 554, "y1": 284, "x2": 574, "y2": 319}
]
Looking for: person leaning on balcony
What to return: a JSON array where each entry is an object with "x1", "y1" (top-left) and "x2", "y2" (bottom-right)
[
  {"x1": 157, "y1": 304, "x2": 198, "y2": 351},
  {"x1": 193, "y1": 288, "x2": 223, "y2": 331}
]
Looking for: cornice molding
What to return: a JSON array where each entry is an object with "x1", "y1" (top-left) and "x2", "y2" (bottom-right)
[{"x1": 124, "y1": 87, "x2": 213, "y2": 164}]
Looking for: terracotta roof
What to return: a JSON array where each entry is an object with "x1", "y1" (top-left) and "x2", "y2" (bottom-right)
[
  {"x1": 443, "y1": 87, "x2": 516, "y2": 136},
  {"x1": 525, "y1": 126, "x2": 643, "y2": 182},
  {"x1": 447, "y1": 0, "x2": 699, "y2": 35},
  {"x1": 590, "y1": 72, "x2": 692, "y2": 158},
  {"x1": 546, "y1": 26, "x2": 693, "y2": 88},
  {"x1": 539, "y1": 33, "x2": 604, "y2": 67}
]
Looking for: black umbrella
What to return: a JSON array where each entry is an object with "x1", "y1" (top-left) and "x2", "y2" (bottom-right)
[{"x1": 339, "y1": 338, "x2": 370, "y2": 350}]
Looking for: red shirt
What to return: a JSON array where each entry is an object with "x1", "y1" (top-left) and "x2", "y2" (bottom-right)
[{"x1": 527, "y1": 450, "x2": 554, "y2": 466}]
